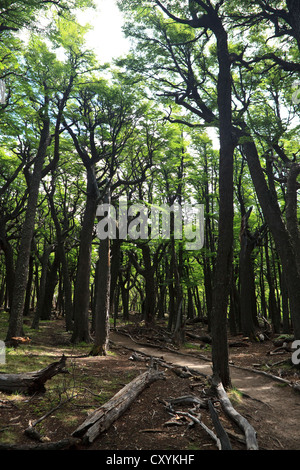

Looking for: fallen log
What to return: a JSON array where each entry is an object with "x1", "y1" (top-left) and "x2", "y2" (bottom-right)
[
  {"x1": 213, "y1": 379, "x2": 258, "y2": 450},
  {"x1": 0, "y1": 355, "x2": 68, "y2": 395},
  {"x1": 72, "y1": 367, "x2": 165, "y2": 445},
  {"x1": 186, "y1": 332, "x2": 212, "y2": 344},
  {"x1": 166, "y1": 395, "x2": 207, "y2": 410},
  {"x1": 126, "y1": 344, "x2": 209, "y2": 379},
  {"x1": 228, "y1": 341, "x2": 250, "y2": 348}
]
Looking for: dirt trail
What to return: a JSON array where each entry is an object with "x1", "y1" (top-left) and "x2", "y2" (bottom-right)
[{"x1": 110, "y1": 331, "x2": 300, "y2": 450}]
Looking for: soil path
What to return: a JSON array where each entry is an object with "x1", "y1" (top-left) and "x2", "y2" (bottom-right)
[{"x1": 110, "y1": 331, "x2": 300, "y2": 450}]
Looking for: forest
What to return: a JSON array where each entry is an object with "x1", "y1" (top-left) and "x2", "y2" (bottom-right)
[{"x1": 0, "y1": 0, "x2": 300, "y2": 452}]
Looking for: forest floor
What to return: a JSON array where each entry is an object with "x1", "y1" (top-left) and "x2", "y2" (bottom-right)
[{"x1": 0, "y1": 314, "x2": 300, "y2": 452}]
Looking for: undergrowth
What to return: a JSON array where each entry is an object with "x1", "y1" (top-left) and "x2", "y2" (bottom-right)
[{"x1": 0, "y1": 310, "x2": 140, "y2": 445}]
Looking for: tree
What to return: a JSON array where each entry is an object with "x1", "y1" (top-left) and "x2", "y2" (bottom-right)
[
  {"x1": 118, "y1": 0, "x2": 234, "y2": 386},
  {"x1": 0, "y1": 0, "x2": 95, "y2": 35},
  {"x1": 64, "y1": 76, "x2": 153, "y2": 344},
  {"x1": 5, "y1": 17, "x2": 92, "y2": 340},
  {"x1": 223, "y1": 0, "x2": 300, "y2": 338},
  {"x1": 5, "y1": 39, "x2": 52, "y2": 340}
]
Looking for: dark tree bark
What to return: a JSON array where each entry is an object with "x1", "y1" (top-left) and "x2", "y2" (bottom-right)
[
  {"x1": 202, "y1": 149, "x2": 215, "y2": 327},
  {"x1": 239, "y1": 208, "x2": 266, "y2": 338},
  {"x1": 280, "y1": 268, "x2": 291, "y2": 334},
  {"x1": 209, "y1": 15, "x2": 235, "y2": 389}
]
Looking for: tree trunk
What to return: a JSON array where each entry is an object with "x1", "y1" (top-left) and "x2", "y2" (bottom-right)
[
  {"x1": 286, "y1": 162, "x2": 300, "y2": 272},
  {"x1": 47, "y1": 187, "x2": 73, "y2": 331},
  {"x1": 119, "y1": 271, "x2": 130, "y2": 321},
  {"x1": 280, "y1": 269, "x2": 291, "y2": 334},
  {"x1": 264, "y1": 236, "x2": 280, "y2": 333},
  {"x1": 72, "y1": 167, "x2": 98, "y2": 343},
  {"x1": 0, "y1": 222, "x2": 15, "y2": 310},
  {"x1": 241, "y1": 138, "x2": 300, "y2": 339},
  {"x1": 6, "y1": 112, "x2": 50, "y2": 341},
  {"x1": 41, "y1": 251, "x2": 59, "y2": 320},
  {"x1": 23, "y1": 254, "x2": 34, "y2": 317},
  {"x1": 210, "y1": 22, "x2": 234, "y2": 389},
  {"x1": 31, "y1": 244, "x2": 53, "y2": 329},
  {"x1": 142, "y1": 245, "x2": 156, "y2": 325},
  {"x1": 110, "y1": 239, "x2": 121, "y2": 316},
  {"x1": 239, "y1": 208, "x2": 262, "y2": 338},
  {"x1": 90, "y1": 237, "x2": 111, "y2": 356},
  {"x1": 90, "y1": 188, "x2": 111, "y2": 356}
]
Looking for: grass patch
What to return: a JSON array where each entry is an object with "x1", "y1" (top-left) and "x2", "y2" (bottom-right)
[
  {"x1": 227, "y1": 387, "x2": 243, "y2": 404},
  {"x1": 0, "y1": 428, "x2": 18, "y2": 444}
]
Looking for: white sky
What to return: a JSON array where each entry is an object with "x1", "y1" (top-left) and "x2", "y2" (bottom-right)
[{"x1": 78, "y1": 0, "x2": 130, "y2": 62}]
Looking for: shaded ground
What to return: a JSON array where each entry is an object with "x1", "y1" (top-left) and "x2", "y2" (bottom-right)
[{"x1": 0, "y1": 317, "x2": 300, "y2": 451}]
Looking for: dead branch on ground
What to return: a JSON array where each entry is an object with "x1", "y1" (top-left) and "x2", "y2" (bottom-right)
[
  {"x1": 72, "y1": 366, "x2": 165, "y2": 445},
  {"x1": 212, "y1": 379, "x2": 259, "y2": 450},
  {"x1": 0, "y1": 355, "x2": 68, "y2": 395}
]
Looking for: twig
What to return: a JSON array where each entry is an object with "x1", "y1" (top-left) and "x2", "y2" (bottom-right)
[
  {"x1": 33, "y1": 394, "x2": 76, "y2": 428},
  {"x1": 176, "y1": 411, "x2": 221, "y2": 450},
  {"x1": 24, "y1": 394, "x2": 77, "y2": 441}
]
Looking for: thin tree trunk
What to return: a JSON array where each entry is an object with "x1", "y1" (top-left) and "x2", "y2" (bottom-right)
[
  {"x1": 31, "y1": 244, "x2": 53, "y2": 329},
  {"x1": 0, "y1": 224, "x2": 15, "y2": 310},
  {"x1": 241, "y1": 138, "x2": 300, "y2": 339},
  {"x1": 142, "y1": 245, "x2": 156, "y2": 325},
  {"x1": 286, "y1": 162, "x2": 300, "y2": 272},
  {"x1": 41, "y1": 251, "x2": 59, "y2": 320},
  {"x1": 239, "y1": 208, "x2": 262, "y2": 338},
  {"x1": 47, "y1": 187, "x2": 73, "y2": 331},
  {"x1": 90, "y1": 190, "x2": 111, "y2": 356},
  {"x1": 110, "y1": 239, "x2": 121, "y2": 316}
]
